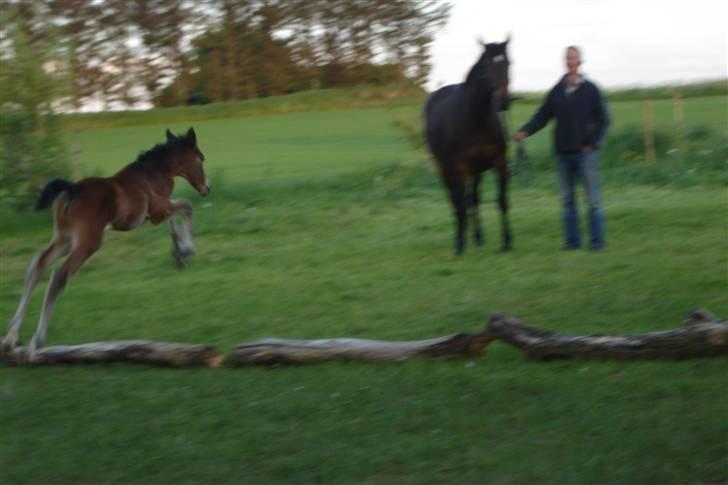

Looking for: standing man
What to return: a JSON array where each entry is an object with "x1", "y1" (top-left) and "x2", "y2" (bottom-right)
[{"x1": 513, "y1": 46, "x2": 610, "y2": 250}]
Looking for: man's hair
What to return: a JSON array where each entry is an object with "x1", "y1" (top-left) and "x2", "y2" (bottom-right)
[{"x1": 566, "y1": 45, "x2": 583, "y2": 62}]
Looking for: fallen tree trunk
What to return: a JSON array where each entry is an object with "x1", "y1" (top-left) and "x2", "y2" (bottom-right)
[
  {"x1": 4, "y1": 310, "x2": 724, "y2": 368},
  {"x1": 0, "y1": 340, "x2": 224, "y2": 368},
  {"x1": 487, "y1": 309, "x2": 728, "y2": 361},
  {"x1": 226, "y1": 332, "x2": 495, "y2": 366}
]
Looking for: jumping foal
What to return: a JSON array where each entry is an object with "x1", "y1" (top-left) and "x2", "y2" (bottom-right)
[{"x1": 2, "y1": 128, "x2": 209, "y2": 359}]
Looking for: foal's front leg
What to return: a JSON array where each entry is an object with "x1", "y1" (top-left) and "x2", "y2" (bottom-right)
[
  {"x1": 150, "y1": 199, "x2": 195, "y2": 267},
  {"x1": 151, "y1": 199, "x2": 195, "y2": 268}
]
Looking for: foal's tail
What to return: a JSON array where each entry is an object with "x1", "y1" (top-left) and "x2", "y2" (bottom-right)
[{"x1": 35, "y1": 178, "x2": 78, "y2": 211}]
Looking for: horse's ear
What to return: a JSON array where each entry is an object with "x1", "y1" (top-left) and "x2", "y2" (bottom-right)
[
  {"x1": 186, "y1": 127, "x2": 197, "y2": 145},
  {"x1": 505, "y1": 32, "x2": 512, "y2": 46},
  {"x1": 166, "y1": 129, "x2": 176, "y2": 143},
  {"x1": 477, "y1": 36, "x2": 486, "y2": 49}
]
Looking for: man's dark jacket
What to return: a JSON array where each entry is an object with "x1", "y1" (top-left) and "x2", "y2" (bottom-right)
[{"x1": 520, "y1": 75, "x2": 610, "y2": 154}]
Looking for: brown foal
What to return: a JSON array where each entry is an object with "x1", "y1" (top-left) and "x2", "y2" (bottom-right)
[{"x1": 2, "y1": 127, "x2": 209, "y2": 359}]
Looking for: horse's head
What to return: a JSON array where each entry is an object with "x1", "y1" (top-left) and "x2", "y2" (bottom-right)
[
  {"x1": 166, "y1": 127, "x2": 210, "y2": 196},
  {"x1": 469, "y1": 35, "x2": 511, "y2": 100}
]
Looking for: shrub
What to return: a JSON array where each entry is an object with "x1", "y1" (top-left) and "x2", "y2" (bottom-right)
[{"x1": 0, "y1": 10, "x2": 71, "y2": 209}]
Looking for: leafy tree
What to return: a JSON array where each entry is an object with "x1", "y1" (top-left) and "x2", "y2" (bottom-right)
[{"x1": 2, "y1": 0, "x2": 450, "y2": 109}]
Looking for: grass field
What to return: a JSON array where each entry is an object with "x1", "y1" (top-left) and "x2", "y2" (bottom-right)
[
  {"x1": 1, "y1": 92, "x2": 727, "y2": 483},
  {"x1": 70, "y1": 94, "x2": 728, "y2": 185}
]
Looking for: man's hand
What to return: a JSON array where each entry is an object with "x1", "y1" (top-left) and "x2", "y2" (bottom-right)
[
  {"x1": 582, "y1": 145, "x2": 594, "y2": 152},
  {"x1": 512, "y1": 131, "x2": 528, "y2": 142}
]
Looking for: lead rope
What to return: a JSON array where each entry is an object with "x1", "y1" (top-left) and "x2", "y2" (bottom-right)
[
  {"x1": 498, "y1": 97, "x2": 531, "y2": 187},
  {"x1": 515, "y1": 137, "x2": 531, "y2": 186}
]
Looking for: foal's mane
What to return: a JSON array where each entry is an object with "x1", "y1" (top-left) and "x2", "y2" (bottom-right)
[{"x1": 131, "y1": 139, "x2": 181, "y2": 169}]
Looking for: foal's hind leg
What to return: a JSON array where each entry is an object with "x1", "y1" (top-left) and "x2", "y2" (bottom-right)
[
  {"x1": 2, "y1": 238, "x2": 69, "y2": 352},
  {"x1": 168, "y1": 199, "x2": 195, "y2": 268},
  {"x1": 27, "y1": 228, "x2": 102, "y2": 359}
]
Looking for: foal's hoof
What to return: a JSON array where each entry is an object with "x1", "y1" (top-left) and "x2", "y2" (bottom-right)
[
  {"x1": 172, "y1": 247, "x2": 196, "y2": 269},
  {"x1": 172, "y1": 251, "x2": 190, "y2": 269},
  {"x1": 22, "y1": 348, "x2": 34, "y2": 365},
  {"x1": 23, "y1": 340, "x2": 43, "y2": 364},
  {"x1": 1, "y1": 336, "x2": 17, "y2": 354}
]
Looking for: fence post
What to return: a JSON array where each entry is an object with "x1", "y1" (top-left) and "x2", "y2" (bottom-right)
[
  {"x1": 672, "y1": 90, "x2": 686, "y2": 153},
  {"x1": 71, "y1": 129, "x2": 83, "y2": 180},
  {"x1": 642, "y1": 99, "x2": 656, "y2": 165}
]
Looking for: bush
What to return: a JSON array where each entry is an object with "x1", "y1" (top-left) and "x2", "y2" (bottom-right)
[{"x1": 0, "y1": 10, "x2": 71, "y2": 209}]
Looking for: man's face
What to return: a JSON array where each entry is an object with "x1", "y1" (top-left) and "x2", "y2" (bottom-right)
[{"x1": 566, "y1": 48, "x2": 581, "y2": 74}]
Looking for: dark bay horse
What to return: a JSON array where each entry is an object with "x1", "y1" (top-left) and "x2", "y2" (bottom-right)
[
  {"x1": 425, "y1": 37, "x2": 512, "y2": 254},
  {"x1": 2, "y1": 128, "x2": 209, "y2": 359}
]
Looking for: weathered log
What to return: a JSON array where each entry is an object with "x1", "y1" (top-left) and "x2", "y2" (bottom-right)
[
  {"x1": 226, "y1": 332, "x2": 496, "y2": 366},
  {"x1": 487, "y1": 309, "x2": 728, "y2": 361},
  {"x1": 0, "y1": 340, "x2": 224, "y2": 368}
]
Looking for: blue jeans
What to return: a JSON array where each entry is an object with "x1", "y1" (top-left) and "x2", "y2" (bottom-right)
[{"x1": 556, "y1": 151, "x2": 605, "y2": 249}]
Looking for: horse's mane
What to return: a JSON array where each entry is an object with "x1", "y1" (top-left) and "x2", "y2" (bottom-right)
[
  {"x1": 465, "y1": 60, "x2": 486, "y2": 86},
  {"x1": 465, "y1": 43, "x2": 507, "y2": 87}
]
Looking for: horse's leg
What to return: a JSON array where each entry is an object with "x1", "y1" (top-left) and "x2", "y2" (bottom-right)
[
  {"x1": 2, "y1": 238, "x2": 69, "y2": 352},
  {"x1": 27, "y1": 228, "x2": 102, "y2": 360},
  {"x1": 443, "y1": 170, "x2": 467, "y2": 255},
  {"x1": 496, "y1": 164, "x2": 513, "y2": 252},
  {"x1": 168, "y1": 199, "x2": 194, "y2": 268},
  {"x1": 469, "y1": 173, "x2": 484, "y2": 246}
]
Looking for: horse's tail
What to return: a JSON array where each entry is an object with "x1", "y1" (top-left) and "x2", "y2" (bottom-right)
[{"x1": 35, "y1": 178, "x2": 78, "y2": 211}]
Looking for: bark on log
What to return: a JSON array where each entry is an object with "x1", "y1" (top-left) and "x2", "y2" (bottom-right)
[
  {"x1": 226, "y1": 332, "x2": 496, "y2": 366},
  {"x1": 487, "y1": 309, "x2": 728, "y2": 361},
  {"x1": 0, "y1": 340, "x2": 224, "y2": 368}
]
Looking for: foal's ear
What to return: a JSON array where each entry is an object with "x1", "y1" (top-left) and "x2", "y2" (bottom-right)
[
  {"x1": 166, "y1": 128, "x2": 176, "y2": 143},
  {"x1": 185, "y1": 127, "x2": 197, "y2": 145}
]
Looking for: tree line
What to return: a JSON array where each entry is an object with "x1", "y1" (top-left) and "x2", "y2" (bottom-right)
[{"x1": 1, "y1": 0, "x2": 450, "y2": 109}]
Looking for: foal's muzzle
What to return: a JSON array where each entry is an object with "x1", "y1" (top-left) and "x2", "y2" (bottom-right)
[{"x1": 198, "y1": 179, "x2": 210, "y2": 196}]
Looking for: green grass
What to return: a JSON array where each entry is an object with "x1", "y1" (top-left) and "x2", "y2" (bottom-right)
[
  {"x1": 61, "y1": 80, "x2": 727, "y2": 132},
  {"x1": 391, "y1": 94, "x2": 728, "y2": 185},
  {"x1": 1, "y1": 96, "x2": 727, "y2": 483},
  {"x1": 73, "y1": 109, "x2": 417, "y2": 183},
  {"x1": 62, "y1": 84, "x2": 427, "y2": 131},
  {"x1": 70, "y1": 95, "x2": 727, "y2": 187}
]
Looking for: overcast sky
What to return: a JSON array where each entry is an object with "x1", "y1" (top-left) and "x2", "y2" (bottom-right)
[{"x1": 427, "y1": 0, "x2": 727, "y2": 92}]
